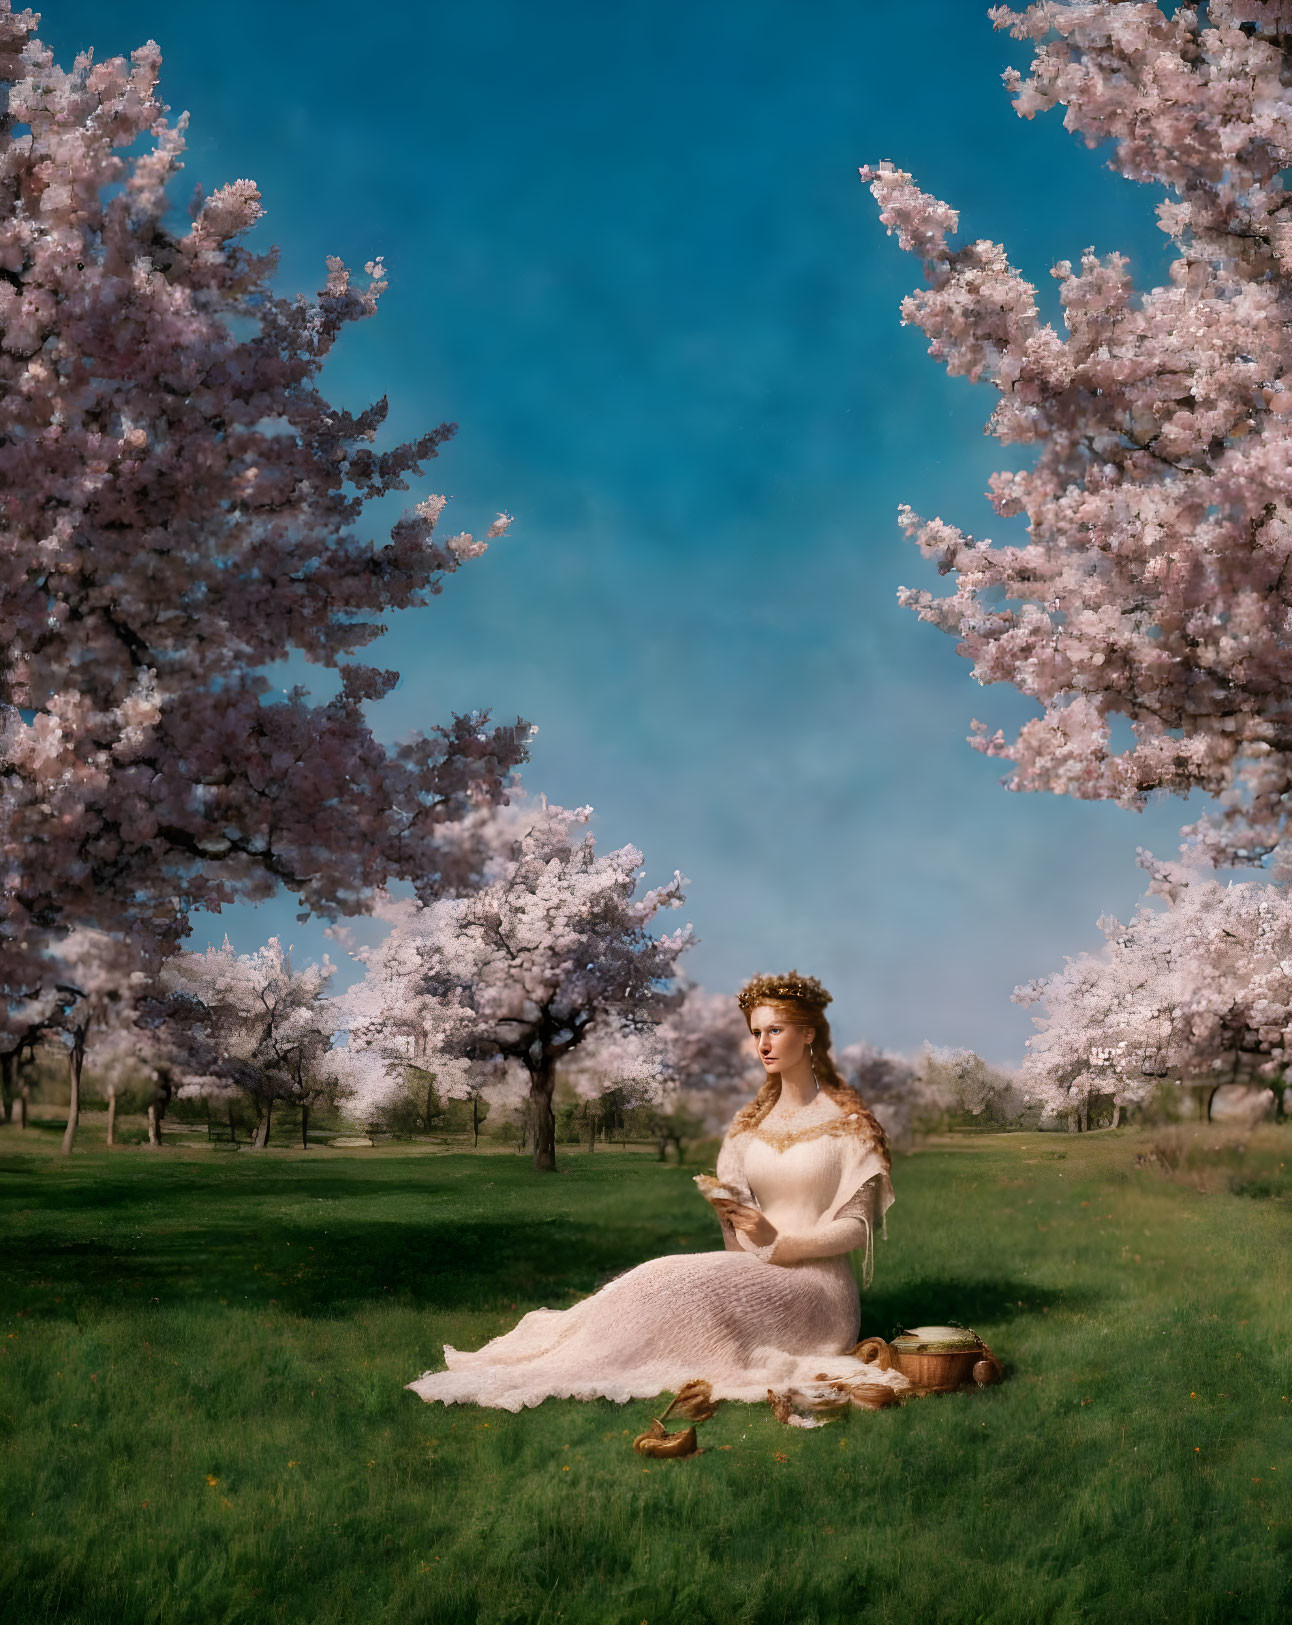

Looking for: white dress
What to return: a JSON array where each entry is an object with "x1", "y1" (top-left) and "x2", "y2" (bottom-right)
[{"x1": 406, "y1": 1092, "x2": 907, "y2": 1411}]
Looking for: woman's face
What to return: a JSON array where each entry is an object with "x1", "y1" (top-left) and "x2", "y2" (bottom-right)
[{"x1": 748, "y1": 1005, "x2": 814, "y2": 1074}]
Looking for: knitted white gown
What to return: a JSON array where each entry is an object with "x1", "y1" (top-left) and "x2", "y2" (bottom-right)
[{"x1": 406, "y1": 1091, "x2": 909, "y2": 1411}]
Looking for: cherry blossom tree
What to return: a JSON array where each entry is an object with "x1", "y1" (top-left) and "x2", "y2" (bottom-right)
[
  {"x1": 155, "y1": 936, "x2": 339, "y2": 1148},
  {"x1": 558, "y1": 1018, "x2": 672, "y2": 1153},
  {"x1": 1013, "y1": 849, "x2": 1292, "y2": 1126},
  {"x1": 914, "y1": 1041, "x2": 1027, "y2": 1126},
  {"x1": 0, "y1": 978, "x2": 63, "y2": 1128},
  {"x1": 88, "y1": 1017, "x2": 153, "y2": 1149},
  {"x1": 839, "y1": 1039, "x2": 930, "y2": 1145},
  {"x1": 60, "y1": 928, "x2": 194, "y2": 1149},
  {"x1": 861, "y1": 1, "x2": 1292, "y2": 873},
  {"x1": 104, "y1": 986, "x2": 201, "y2": 1147},
  {"x1": 40, "y1": 927, "x2": 148, "y2": 1154},
  {"x1": 337, "y1": 798, "x2": 692, "y2": 1169},
  {"x1": 328, "y1": 892, "x2": 506, "y2": 1139},
  {"x1": 0, "y1": 3, "x2": 530, "y2": 998},
  {"x1": 643, "y1": 982, "x2": 762, "y2": 1158},
  {"x1": 840, "y1": 1036, "x2": 1024, "y2": 1143},
  {"x1": 339, "y1": 1018, "x2": 506, "y2": 1145},
  {"x1": 1, "y1": 932, "x2": 138, "y2": 1143}
]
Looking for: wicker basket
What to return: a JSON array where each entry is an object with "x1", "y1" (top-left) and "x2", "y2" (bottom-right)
[{"x1": 853, "y1": 1326, "x2": 1002, "y2": 1395}]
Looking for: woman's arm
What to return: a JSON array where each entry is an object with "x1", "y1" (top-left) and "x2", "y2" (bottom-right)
[
  {"x1": 747, "y1": 1212, "x2": 869, "y2": 1265},
  {"x1": 734, "y1": 1167, "x2": 890, "y2": 1267},
  {"x1": 708, "y1": 1196, "x2": 775, "y2": 1251},
  {"x1": 705, "y1": 1133, "x2": 757, "y2": 1252}
]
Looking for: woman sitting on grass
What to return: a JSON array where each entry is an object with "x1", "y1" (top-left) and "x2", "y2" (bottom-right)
[{"x1": 407, "y1": 971, "x2": 905, "y2": 1410}]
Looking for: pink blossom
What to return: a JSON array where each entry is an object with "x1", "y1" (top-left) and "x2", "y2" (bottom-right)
[
  {"x1": 335, "y1": 796, "x2": 693, "y2": 1169},
  {"x1": 863, "y1": 2, "x2": 1292, "y2": 872},
  {"x1": 155, "y1": 935, "x2": 339, "y2": 1148},
  {"x1": 0, "y1": 4, "x2": 530, "y2": 997},
  {"x1": 1013, "y1": 846, "x2": 1292, "y2": 1124}
]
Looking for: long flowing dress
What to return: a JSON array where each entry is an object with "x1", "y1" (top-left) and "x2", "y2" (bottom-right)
[{"x1": 406, "y1": 1091, "x2": 908, "y2": 1410}]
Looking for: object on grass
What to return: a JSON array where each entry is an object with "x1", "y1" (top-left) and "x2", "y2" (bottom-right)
[
  {"x1": 850, "y1": 1336, "x2": 894, "y2": 1370},
  {"x1": 633, "y1": 1418, "x2": 699, "y2": 1457},
  {"x1": 869, "y1": 1326, "x2": 1003, "y2": 1394},
  {"x1": 768, "y1": 1388, "x2": 795, "y2": 1424},
  {"x1": 789, "y1": 1380, "x2": 853, "y2": 1414},
  {"x1": 848, "y1": 1381, "x2": 901, "y2": 1410},
  {"x1": 769, "y1": 1375, "x2": 898, "y2": 1424},
  {"x1": 659, "y1": 1379, "x2": 720, "y2": 1423}
]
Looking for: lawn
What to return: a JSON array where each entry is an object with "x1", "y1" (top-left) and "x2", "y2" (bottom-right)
[{"x1": 1, "y1": 1122, "x2": 1289, "y2": 1625}]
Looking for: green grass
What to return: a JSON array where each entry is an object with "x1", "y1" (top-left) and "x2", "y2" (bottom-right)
[{"x1": 1, "y1": 1125, "x2": 1289, "y2": 1625}]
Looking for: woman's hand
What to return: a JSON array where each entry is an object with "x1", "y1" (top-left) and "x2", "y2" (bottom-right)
[{"x1": 711, "y1": 1198, "x2": 776, "y2": 1250}]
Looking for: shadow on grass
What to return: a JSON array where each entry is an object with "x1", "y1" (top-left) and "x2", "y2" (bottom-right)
[
  {"x1": 0, "y1": 1153, "x2": 1098, "y2": 1359},
  {"x1": 0, "y1": 1150, "x2": 637, "y2": 1212},
  {"x1": 860, "y1": 1276, "x2": 1087, "y2": 1346},
  {"x1": 3, "y1": 1215, "x2": 682, "y2": 1316},
  {"x1": 4, "y1": 1232, "x2": 1093, "y2": 1374},
  {"x1": 0, "y1": 1145, "x2": 712, "y2": 1328},
  {"x1": 0, "y1": 1154, "x2": 487, "y2": 1211}
]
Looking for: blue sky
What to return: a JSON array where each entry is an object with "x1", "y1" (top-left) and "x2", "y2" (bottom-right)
[{"x1": 53, "y1": 0, "x2": 1206, "y2": 1066}]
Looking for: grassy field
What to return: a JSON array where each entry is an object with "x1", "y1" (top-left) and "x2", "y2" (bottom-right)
[{"x1": 1, "y1": 1121, "x2": 1289, "y2": 1625}]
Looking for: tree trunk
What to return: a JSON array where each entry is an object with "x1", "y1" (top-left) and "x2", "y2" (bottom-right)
[
  {"x1": 147, "y1": 1072, "x2": 172, "y2": 1148},
  {"x1": 252, "y1": 1100, "x2": 272, "y2": 1150},
  {"x1": 1111, "y1": 1102, "x2": 1122, "y2": 1129},
  {"x1": 300, "y1": 1103, "x2": 310, "y2": 1150},
  {"x1": 1205, "y1": 1084, "x2": 1221, "y2": 1123},
  {"x1": 529, "y1": 1070, "x2": 557, "y2": 1172},
  {"x1": 18, "y1": 1081, "x2": 29, "y2": 1129},
  {"x1": 60, "y1": 1041, "x2": 83, "y2": 1156},
  {"x1": 1078, "y1": 1095, "x2": 1089, "y2": 1133},
  {"x1": 106, "y1": 1084, "x2": 118, "y2": 1148},
  {"x1": 0, "y1": 1051, "x2": 15, "y2": 1122},
  {"x1": 472, "y1": 1094, "x2": 480, "y2": 1148}
]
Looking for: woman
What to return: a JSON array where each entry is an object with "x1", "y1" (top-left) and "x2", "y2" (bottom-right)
[{"x1": 406, "y1": 971, "x2": 905, "y2": 1410}]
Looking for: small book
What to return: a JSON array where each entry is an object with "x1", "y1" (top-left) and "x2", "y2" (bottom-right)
[{"x1": 693, "y1": 1175, "x2": 743, "y2": 1204}]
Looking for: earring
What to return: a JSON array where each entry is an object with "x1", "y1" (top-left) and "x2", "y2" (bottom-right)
[{"x1": 808, "y1": 1043, "x2": 818, "y2": 1086}]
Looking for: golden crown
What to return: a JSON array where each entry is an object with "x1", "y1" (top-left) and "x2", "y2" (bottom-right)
[{"x1": 736, "y1": 970, "x2": 832, "y2": 1011}]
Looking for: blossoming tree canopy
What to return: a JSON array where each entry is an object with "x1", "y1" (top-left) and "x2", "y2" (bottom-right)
[
  {"x1": 40, "y1": 926, "x2": 149, "y2": 1154},
  {"x1": 1012, "y1": 846, "x2": 1292, "y2": 1127},
  {"x1": 839, "y1": 1038, "x2": 929, "y2": 1145},
  {"x1": 156, "y1": 936, "x2": 339, "y2": 1149},
  {"x1": 652, "y1": 982, "x2": 763, "y2": 1141},
  {"x1": 839, "y1": 1036, "x2": 1024, "y2": 1143},
  {"x1": 0, "y1": 2, "x2": 530, "y2": 990},
  {"x1": 337, "y1": 798, "x2": 693, "y2": 1169},
  {"x1": 861, "y1": 1, "x2": 1292, "y2": 873},
  {"x1": 328, "y1": 889, "x2": 502, "y2": 1127}
]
